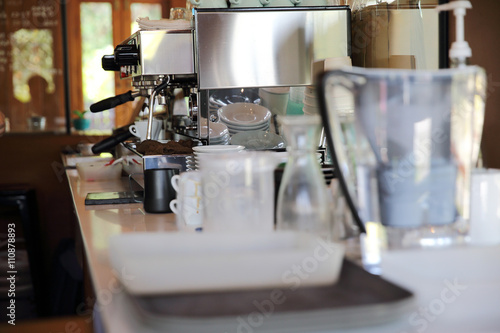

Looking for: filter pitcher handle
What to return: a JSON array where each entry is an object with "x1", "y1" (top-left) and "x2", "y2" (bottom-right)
[{"x1": 317, "y1": 70, "x2": 366, "y2": 234}]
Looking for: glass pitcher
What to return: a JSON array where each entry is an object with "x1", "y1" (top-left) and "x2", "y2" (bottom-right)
[
  {"x1": 318, "y1": 66, "x2": 487, "y2": 249},
  {"x1": 276, "y1": 115, "x2": 332, "y2": 240}
]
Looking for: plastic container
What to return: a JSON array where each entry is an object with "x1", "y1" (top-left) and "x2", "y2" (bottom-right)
[
  {"x1": 196, "y1": 151, "x2": 280, "y2": 232},
  {"x1": 108, "y1": 231, "x2": 345, "y2": 294}
]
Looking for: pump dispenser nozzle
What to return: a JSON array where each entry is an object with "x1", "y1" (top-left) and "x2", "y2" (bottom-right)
[{"x1": 436, "y1": 0, "x2": 473, "y2": 68}]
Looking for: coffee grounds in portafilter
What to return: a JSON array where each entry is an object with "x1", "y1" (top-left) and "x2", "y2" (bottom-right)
[{"x1": 136, "y1": 140, "x2": 194, "y2": 155}]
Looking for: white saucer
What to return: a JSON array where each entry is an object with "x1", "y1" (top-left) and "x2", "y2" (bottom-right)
[
  {"x1": 218, "y1": 103, "x2": 271, "y2": 126},
  {"x1": 223, "y1": 123, "x2": 270, "y2": 135},
  {"x1": 200, "y1": 122, "x2": 229, "y2": 139},
  {"x1": 222, "y1": 120, "x2": 270, "y2": 130},
  {"x1": 193, "y1": 145, "x2": 245, "y2": 154},
  {"x1": 228, "y1": 123, "x2": 270, "y2": 134},
  {"x1": 209, "y1": 136, "x2": 230, "y2": 145}
]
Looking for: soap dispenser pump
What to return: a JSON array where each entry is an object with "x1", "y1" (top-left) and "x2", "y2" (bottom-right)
[{"x1": 435, "y1": 0, "x2": 473, "y2": 68}]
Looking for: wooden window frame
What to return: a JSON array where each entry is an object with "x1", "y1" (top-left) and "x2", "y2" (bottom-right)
[{"x1": 66, "y1": 0, "x2": 180, "y2": 129}]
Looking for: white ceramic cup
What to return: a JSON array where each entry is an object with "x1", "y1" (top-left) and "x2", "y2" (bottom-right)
[
  {"x1": 171, "y1": 171, "x2": 203, "y2": 197},
  {"x1": 129, "y1": 118, "x2": 162, "y2": 141},
  {"x1": 170, "y1": 198, "x2": 203, "y2": 229},
  {"x1": 469, "y1": 168, "x2": 500, "y2": 245},
  {"x1": 259, "y1": 87, "x2": 290, "y2": 117},
  {"x1": 170, "y1": 171, "x2": 203, "y2": 230}
]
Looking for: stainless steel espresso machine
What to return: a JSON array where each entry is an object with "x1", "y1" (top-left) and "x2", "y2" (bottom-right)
[
  {"x1": 92, "y1": 5, "x2": 351, "y2": 146},
  {"x1": 88, "y1": 5, "x2": 351, "y2": 214}
]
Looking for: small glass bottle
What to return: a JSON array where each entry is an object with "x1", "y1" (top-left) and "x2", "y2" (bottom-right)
[{"x1": 276, "y1": 115, "x2": 332, "y2": 240}]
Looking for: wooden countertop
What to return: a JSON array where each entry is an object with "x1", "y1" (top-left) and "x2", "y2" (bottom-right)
[
  {"x1": 66, "y1": 169, "x2": 177, "y2": 333},
  {"x1": 67, "y1": 169, "x2": 500, "y2": 333}
]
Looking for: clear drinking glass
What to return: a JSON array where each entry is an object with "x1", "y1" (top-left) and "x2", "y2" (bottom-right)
[{"x1": 276, "y1": 115, "x2": 332, "y2": 240}]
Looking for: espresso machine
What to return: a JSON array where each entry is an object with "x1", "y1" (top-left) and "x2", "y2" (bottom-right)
[
  {"x1": 88, "y1": 5, "x2": 355, "y2": 217},
  {"x1": 91, "y1": 5, "x2": 351, "y2": 147}
]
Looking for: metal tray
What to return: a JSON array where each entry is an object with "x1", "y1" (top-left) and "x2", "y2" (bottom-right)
[{"x1": 128, "y1": 260, "x2": 414, "y2": 333}]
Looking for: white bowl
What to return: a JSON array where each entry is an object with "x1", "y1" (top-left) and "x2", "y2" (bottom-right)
[{"x1": 218, "y1": 103, "x2": 271, "y2": 126}]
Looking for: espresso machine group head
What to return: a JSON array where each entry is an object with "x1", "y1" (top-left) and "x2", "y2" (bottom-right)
[{"x1": 92, "y1": 26, "x2": 197, "y2": 139}]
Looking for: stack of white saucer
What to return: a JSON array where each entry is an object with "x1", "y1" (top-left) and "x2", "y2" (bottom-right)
[
  {"x1": 218, "y1": 103, "x2": 272, "y2": 135},
  {"x1": 187, "y1": 145, "x2": 246, "y2": 170},
  {"x1": 302, "y1": 86, "x2": 321, "y2": 115},
  {"x1": 200, "y1": 121, "x2": 230, "y2": 145},
  {"x1": 306, "y1": 56, "x2": 354, "y2": 115}
]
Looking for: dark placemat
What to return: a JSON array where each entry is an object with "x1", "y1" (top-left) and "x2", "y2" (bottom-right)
[{"x1": 133, "y1": 259, "x2": 413, "y2": 318}]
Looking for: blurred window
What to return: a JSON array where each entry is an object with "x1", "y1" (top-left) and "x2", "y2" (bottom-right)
[
  {"x1": 80, "y1": 2, "x2": 115, "y2": 132},
  {"x1": 11, "y1": 29, "x2": 55, "y2": 103},
  {"x1": 74, "y1": 1, "x2": 166, "y2": 134},
  {"x1": 0, "y1": 0, "x2": 169, "y2": 134}
]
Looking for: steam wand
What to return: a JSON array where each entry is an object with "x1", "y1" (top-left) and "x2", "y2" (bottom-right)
[{"x1": 146, "y1": 76, "x2": 170, "y2": 140}]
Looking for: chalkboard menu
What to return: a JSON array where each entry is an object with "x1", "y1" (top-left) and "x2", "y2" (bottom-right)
[{"x1": 0, "y1": 0, "x2": 65, "y2": 132}]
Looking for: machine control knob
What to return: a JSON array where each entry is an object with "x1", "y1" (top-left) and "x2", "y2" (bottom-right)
[
  {"x1": 101, "y1": 55, "x2": 120, "y2": 71},
  {"x1": 114, "y1": 44, "x2": 139, "y2": 66}
]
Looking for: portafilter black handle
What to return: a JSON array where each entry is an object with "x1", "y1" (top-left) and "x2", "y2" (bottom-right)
[
  {"x1": 91, "y1": 128, "x2": 134, "y2": 154},
  {"x1": 90, "y1": 90, "x2": 139, "y2": 113}
]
